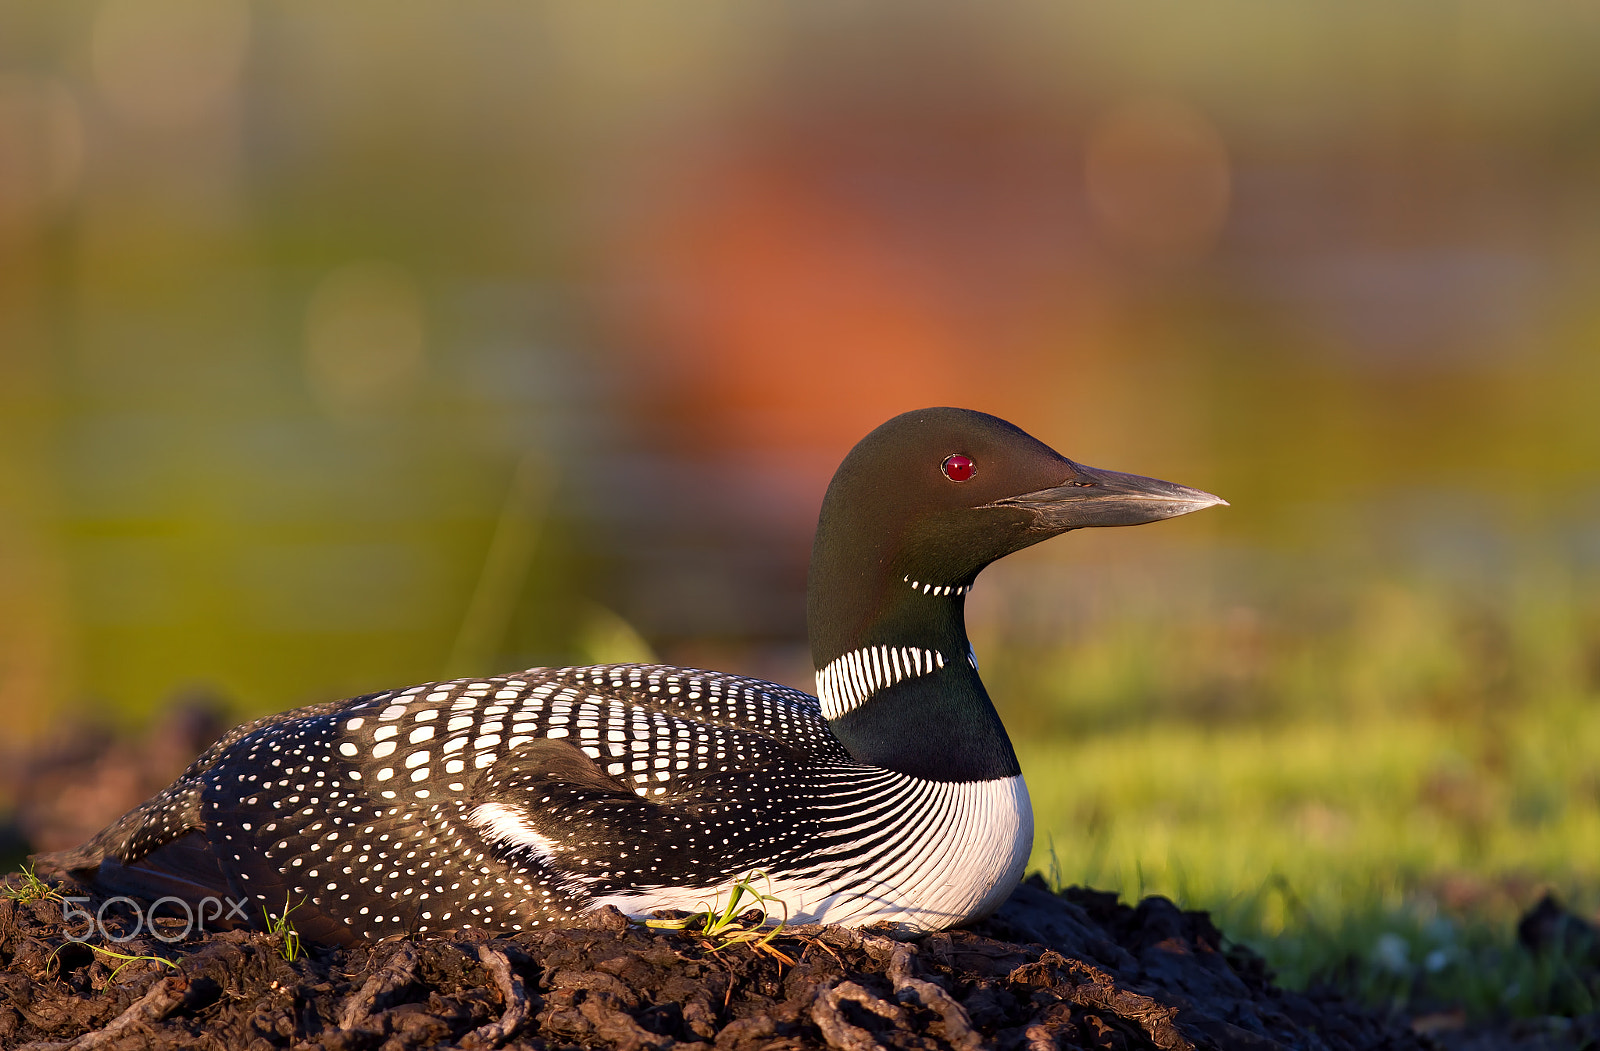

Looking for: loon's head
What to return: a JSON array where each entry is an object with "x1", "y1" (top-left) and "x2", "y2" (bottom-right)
[
  {"x1": 806, "y1": 407, "x2": 1224, "y2": 778},
  {"x1": 807, "y1": 407, "x2": 1225, "y2": 683},
  {"x1": 818, "y1": 407, "x2": 1221, "y2": 586}
]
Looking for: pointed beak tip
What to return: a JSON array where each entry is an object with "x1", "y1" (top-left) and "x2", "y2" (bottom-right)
[
  {"x1": 1161, "y1": 487, "x2": 1227, "y2": 519},
  {"x1": 1173, "y1": 485, "x2": 1227, "y2": 513}
]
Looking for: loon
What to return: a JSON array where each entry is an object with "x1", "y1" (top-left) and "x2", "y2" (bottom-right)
[{"x1": 39, "y1": 408, "x2": 1224, "y2": 945}]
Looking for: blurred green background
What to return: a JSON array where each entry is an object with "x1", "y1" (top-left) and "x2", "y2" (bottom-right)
[{"x1": 3, "y1": 0, "x2": 1600, "y2": 1006}]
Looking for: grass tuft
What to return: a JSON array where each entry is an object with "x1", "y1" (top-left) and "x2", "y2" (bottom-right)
[
  {"x1": 3, "y1": 864, "x2": 65, "y2": 906},
  {"x1": 646, "y1": 870, "x2": 794, "y2": 962},
  {"x1": 263, "y1": 896, "x2": 303, "y2": 963}
]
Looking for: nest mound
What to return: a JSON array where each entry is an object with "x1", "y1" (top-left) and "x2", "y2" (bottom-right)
[{"x1": 0, "y1": 872, "x2": 1431, "y2": 1051}]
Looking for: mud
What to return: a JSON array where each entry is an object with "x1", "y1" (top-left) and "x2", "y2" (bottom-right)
[{"x1": 0, "y1": 870, "x2": 1454, "y2": 1051}]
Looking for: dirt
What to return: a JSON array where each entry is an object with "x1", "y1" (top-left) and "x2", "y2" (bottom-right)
[{"x1": 0, "y1": 870, "x2": 1459, "y2": 1051}]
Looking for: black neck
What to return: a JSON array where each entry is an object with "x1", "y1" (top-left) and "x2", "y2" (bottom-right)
[{"x1": 807, "y1": 574, "x2": 1020, "y2": 783}]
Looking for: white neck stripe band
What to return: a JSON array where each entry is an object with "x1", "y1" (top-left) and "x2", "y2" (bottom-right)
[{"x1": 815, "y1": 645, "x2": 946, "y2": 720}]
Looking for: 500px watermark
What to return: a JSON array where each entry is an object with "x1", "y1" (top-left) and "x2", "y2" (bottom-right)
[{"x1": 62, "y1": 895, "x2": 250, "y2": 943}]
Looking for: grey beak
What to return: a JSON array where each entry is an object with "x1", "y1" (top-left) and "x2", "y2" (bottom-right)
[{"x1": 992, "y1": 461, "x2": 1227, "y2": 531}]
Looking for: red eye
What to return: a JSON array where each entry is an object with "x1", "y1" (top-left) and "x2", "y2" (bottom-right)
[{"x1": 941, "y1": 454, "x2": 975, "y2": 481}]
